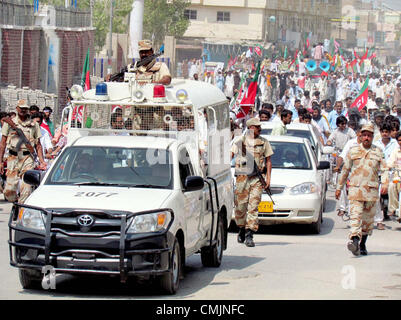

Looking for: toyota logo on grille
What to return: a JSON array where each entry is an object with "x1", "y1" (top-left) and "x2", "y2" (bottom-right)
[{"x1": 77, "y1": 214, "x2": 94, "y2": 227}]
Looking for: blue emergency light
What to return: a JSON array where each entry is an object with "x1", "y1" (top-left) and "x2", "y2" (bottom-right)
[{"x1": 95, "y1": 82, "x2": 108, "y2": 100}]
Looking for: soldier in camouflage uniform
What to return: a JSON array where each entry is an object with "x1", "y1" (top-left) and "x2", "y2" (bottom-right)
[
  {"x1": 0, "y1": 100, "x2": 47, "y2": 203},
  {"x1": 335, "y1": 123, "x2": 388, "y2": 256},
  {"x1": 231, "y1": 118, "x2": 273, "y2": 247}
]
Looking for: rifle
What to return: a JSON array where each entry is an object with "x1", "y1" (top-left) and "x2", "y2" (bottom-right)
[
  {"x1": 239, "y1": 139, "x2": 275, "y2": 204},
  {"x1": 109, "y1": 51, "x2": 164, "y2": 82},
  {"x1": 253, "y1": 159, "x2": 275, "y2": 205},
  {"x1": 3, "y1": 117, "x2": 39, "y2": 166}
]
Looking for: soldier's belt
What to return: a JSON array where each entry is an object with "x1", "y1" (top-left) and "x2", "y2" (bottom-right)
[{"x1": 9, "y1": 150, "x2": 30, "y2": 156}]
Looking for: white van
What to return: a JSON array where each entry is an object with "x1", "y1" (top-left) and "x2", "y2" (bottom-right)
[{"x1": 9, "y1": 78, "x2": 233, "y2": 294}]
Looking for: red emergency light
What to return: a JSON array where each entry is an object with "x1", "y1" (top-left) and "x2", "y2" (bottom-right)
[{"x1": 153, "y1": 85, "x2": 166, "y2": 98}]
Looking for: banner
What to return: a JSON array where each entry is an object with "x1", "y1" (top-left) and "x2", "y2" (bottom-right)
[{"x1": 350, "y1": 77, "x2": 369, "y2": 112}]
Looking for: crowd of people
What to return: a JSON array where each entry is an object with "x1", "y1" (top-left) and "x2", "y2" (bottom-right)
[
  {"x1": 218, "y1": 44, "x2": 401, "y2": 254},
  {"x1": 0, "y1": 101, "x2": 67, "y2": 202}
]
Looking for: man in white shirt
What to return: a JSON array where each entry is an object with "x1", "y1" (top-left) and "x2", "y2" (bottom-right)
[
  {"x1": 374, "y1": 122, "x2": 398, "y2": 228},
  {"x1": 31, "y1": 112, "x2": 53, "y2": 167}
]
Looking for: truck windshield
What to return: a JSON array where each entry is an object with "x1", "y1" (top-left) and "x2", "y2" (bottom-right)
[{"x1": 46, "y1": 146, "x2": 173, "y2": 189}]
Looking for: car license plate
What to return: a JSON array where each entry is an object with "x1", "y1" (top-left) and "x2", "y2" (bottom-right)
[{"x1": 258, "y1": 201, "x2": 273, "y2": 213}]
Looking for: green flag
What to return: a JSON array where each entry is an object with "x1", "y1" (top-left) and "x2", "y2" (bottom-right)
[{"x1": 284, "y1": 46, "x2": 288, "y2": 59}]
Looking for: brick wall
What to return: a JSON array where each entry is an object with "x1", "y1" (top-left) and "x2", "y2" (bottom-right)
[
  {"x1": 22, "y1": 29, "x2": 41, "y2": 89},
  {"x1": 1, "y1": 27, "x2": 94, "y2": 114},
  {"x1": 1, "y1": 28, "x2": 23, "y2": 86},
  {"x1": 56, "y1": 30, "x2": 95, "y2": 111}
]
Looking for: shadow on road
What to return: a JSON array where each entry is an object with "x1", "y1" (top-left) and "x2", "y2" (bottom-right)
[
  {"x1": 367, "y1": 251, "x2": 401, "y2": 257},
  {"x1": 17, "y1": 254, "x2": 264, "y2": 299},
  {"x1": 324, "y1": 199, "x2": 337, "y2": 213}
]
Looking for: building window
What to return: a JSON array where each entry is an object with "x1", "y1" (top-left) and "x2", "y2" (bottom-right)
[
  {"x1": 217, "y1": 11, "x2": 230, "y2": 22},
  {"x1": 184, "y1": 9, "x2": 197, "y2": 20}
]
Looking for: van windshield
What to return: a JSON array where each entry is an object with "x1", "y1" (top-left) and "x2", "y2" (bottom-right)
[{"x1": 46, "y1": 146, "x2": 173, "y2": 189}]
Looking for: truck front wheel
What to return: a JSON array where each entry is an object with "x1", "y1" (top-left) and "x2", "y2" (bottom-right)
[
  {"x1": 19, "y1": 268, "x2": 42, "y2": 290},
  {"x1": 159, "y1": 238, "x2": 181, "y2": 294}
]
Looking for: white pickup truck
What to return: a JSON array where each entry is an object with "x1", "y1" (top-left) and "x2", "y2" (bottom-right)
[{"x1": 9, "y1": 78, "x2": 233, "y2": 294}]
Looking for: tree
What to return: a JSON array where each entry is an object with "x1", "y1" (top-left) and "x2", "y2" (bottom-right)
[
  {"x1": 143, "y1": 0, "x2": 190, "y2": 48},
  {"x1": 79, "y1": 0, "x2": 133, "y2": 52}
]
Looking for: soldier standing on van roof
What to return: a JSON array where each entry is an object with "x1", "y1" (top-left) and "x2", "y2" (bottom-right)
[
  {"x1": 231, "y1": 117, "x2": 273, "y2": 247},
  {"x1": 0, "y1": 100, "x2": 47, "y2": 203},
  {"x1": 106, "y1": 40, "x2": 171, "y2": 85},
  {"x1": 335, "y1": 123, "x2": 388, "y2": 256}
]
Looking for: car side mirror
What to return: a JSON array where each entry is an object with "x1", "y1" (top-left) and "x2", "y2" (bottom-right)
[
  {"x1": 317, "y1": 161, "x2": 330, "y2": 170},
  {"x1": 23, "y1": 170, "x2": 42, "y2": 186},
  {"x1": 184, "y1": 176, "x2": 204, "y2": 192},
  {"x1": 323, "y1": 146, "x2": 335, "y2": 154}
]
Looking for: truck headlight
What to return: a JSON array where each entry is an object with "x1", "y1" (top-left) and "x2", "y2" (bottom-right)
[
  {"x1": 127, "y1": 211, "x2": 171, "y2": 233},
  {"x1": 290, "y1": 182, "x2": 318, "y2": 195},
  {"x1": 17, "y1": 208, "x2": 46, "y2": 230}
]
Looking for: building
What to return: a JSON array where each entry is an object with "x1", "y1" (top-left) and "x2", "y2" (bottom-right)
[
  {"x1": 331, "y1": 0, "x2": 401, "y2": 63},
  {"x1": 176, "y1": 0, "x2": 341, "y2": 62}
]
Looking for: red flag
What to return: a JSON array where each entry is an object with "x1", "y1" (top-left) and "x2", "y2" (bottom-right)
[
  {"x1": 353, "y1": 50, "x2": 360, "y2": 60},
  {"x1": 360, "y1": 49, "x2": 368, "y2": 61},
  {"x1": 237, "y1": 62, "x2": 261, "y2": 119},
  {"x1": 72, "y1": 105, "x2": 84, "y2": 123},
  {"x1": 254, "y1": 45, "x2": 262, "y2": 57},
  {"x1": 350, "y1": 77, "x2": 369, "y2": 111}
]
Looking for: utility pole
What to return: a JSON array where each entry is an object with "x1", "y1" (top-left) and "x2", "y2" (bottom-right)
[
  {"x1": 90, "y1": 0, "x2": 94, "y2": 27},
  {"x1": 107, "y1": 0, "x2": 113, "y2": 75}
]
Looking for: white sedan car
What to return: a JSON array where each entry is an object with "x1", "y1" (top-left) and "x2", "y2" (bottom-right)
[{"x1": 255, "y1": 136, "x2": 329, "y2": 234}]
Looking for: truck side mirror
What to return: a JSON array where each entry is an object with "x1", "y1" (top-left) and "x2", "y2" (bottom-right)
[
  {"x1": 317, "y1": 161, "x2": 330, "y2": 170},
  {"x1": 184, "y1": 176, "x2": 204, "y2": 192},
  {"x1": 23, "y1": 170, "x2": 42, "y2": 187}
]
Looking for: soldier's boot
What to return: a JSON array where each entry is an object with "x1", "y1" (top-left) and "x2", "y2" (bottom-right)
[
  {"x1": 244, "y1": 229, "x2": 255, "y2": 247},
  {"x1": 347, "y1": 236, "x2": 360, "y2": 256},
  {"x1": 237, "y1": 227, "x2": 245, "y2": 243},
  {"x1": 360, "y1": 235, "x2": 368, "y2": 256}
]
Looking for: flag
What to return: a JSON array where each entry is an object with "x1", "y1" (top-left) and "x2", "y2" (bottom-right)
[
  {"x1": 229, "y1": 73, "x2": 247, "y2": 111},
  {"x1": 72, "y1": 105, "x2": 84, "y2": 123},
  {"x1": 334, "y1": 40, "x2": 340, "y2": 53},
  {"x1": 353, "y1": 50, "x2": 360, "y2": 60},
  {"x1": 329, "y1": 38, "x2": 335, "y2": 56},
  {"x1": 350, "y1": 59, "x2": 358, "y2": 73},
  {"x1": 367, "y1": 46, "x2": 375, "y2": 59},
  {"x1": 350, "y1": 77, "x2": 369, "y2": 112},
  {"x1": 360, "y1": 48, "x2": 368, "y2": 61},
  {"x1": 283, "y1": 46, "x2": 288, "y2": 59},
  {"x1": 237, "y1": 62, "x2": 261, "y2": 119},
  {"x1": 254, "y1": 44, "x2": 263, "y2": 57},
  {"x1": 81, "y1": 48, "x2": 91, "y2": 91}
]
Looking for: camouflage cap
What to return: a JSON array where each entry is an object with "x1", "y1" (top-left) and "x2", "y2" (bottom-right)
[
  {"x1": 361, "y1": 123, "x2": 374, "y2": 133},
  {"x1": 17, "y1": 99, "x2": 29, "y2": 109},
  {"x1": 138, "y1": 40, "x2": 153, "y2": 52},
  {"x1": 246, "y1": 117, "x2": 262, "y2": 127}
]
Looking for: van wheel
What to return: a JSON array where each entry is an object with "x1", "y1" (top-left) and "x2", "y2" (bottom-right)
[
  {"x1": 159, "y1": 238, "x2": 181, "y2": 295},
  {"x1": 201, "y1": 218, "x2": 224, "y2": 267},
  {"x1": 19, "y1": 269, "x2": 42, "y2": 290}
]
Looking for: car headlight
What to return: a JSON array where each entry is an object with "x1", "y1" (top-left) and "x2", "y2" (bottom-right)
[
  {"x1": 127, "y1": 211, "x2": 171, "y2": 233},
  {"x1": 290, "y1": 182, "x2": 318, "y2": 195},
  {"x1": 17, "y1": 208, "x2": 46, "y2": 230}
]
